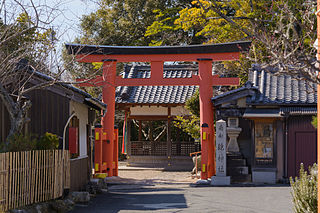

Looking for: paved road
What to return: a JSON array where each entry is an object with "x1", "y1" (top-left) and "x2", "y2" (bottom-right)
[{"x1": 70, "y1": 170, "x2": 292, "y2": 213}]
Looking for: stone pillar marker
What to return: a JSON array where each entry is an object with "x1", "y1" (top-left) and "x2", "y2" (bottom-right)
[
  {"x1": 211, "y1": 119, "x2": 230, "y2": 185},
  {"x1": 226, "y1": 117, "x2": 242, "y2": 153}
]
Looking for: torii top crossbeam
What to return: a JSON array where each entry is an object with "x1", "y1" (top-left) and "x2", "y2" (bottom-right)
[{"x1": 66, "y1": 41, "x2": 251, "y2": 180}]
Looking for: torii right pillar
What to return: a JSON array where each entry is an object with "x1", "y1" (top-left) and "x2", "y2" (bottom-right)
[{"x1": 198, "y1": 58, "x2": 215, "y2": 179}]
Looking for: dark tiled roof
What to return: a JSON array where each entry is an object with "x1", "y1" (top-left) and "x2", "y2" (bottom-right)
[
  {"x1": 212, "y1": 65, "x2": 317, "y2": 107},
  {"x1": 280, "y1": 107, "x2": 317, "y2": 115},
  {"x1": 66, "y1": 41, "x2": 251, "y2": 55},
  {"x1": 212, "y1": 81, "x2": 258, "y2": 101},
  {"x1": 249, "y1": 67, "x2": 317, "y2": 105},
  {"x1": 32, "y1": 71, "x2": 106, "y2": 110},
  {"x1": 115, "y1": 65, "x2": 198, "y2": 104},
  {"x1": 15, "y1": 59, "x2": 106, "y2": 110}
]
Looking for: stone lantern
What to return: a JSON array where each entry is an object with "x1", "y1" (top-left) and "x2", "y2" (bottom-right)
[{"x1": 226, "y1": 117, "x2": 242, "y2": 153}]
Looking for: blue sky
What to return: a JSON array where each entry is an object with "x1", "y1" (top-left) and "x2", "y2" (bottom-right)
[{"x1": 52, "y1": 0, "x2": 97, "y2": 44}]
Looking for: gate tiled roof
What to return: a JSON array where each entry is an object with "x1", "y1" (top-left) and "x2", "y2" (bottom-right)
[{"x1": 115, "y1": 65, "x2": 198, "y2": 104}]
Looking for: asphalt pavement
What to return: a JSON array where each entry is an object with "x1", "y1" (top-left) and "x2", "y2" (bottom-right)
[{"x1": 70, "y1": 169, "x2": 292, "y2": 213}]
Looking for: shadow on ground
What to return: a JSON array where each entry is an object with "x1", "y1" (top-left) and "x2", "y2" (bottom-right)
[{"x1": 71, "y1": 189, "x2": 187, "y2": 213}]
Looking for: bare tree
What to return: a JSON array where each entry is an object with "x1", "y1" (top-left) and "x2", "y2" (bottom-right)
[{"x1": 0, "y1": 0, "x2": 102, "y2": 147}]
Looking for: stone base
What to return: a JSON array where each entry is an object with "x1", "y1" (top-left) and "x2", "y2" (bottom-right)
[
  {"x1": 211, "y1": 176, "x2": 231, "y2": 186},
  {"x1": 252, "y1": 168, "x2": 276, "y2": 184},
  {"x1": 195, "y1": 179, "x2": 211, "y2": 185}
]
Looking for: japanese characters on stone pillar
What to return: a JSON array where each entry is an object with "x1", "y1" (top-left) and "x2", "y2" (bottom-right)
[
  {"x1": 216, "y1": 120, "x2": 227, "y2": 176},
  {"x1": 211, "y1": 119, "x2": 230, "y2": 185}
]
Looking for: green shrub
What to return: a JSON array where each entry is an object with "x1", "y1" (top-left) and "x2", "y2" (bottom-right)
[
  {"x1": 37, "y1": 132, "x2": 59, "y2": 150},
  {"x1": 5, "y1": 133, "x2": 37, "y2": 152},
  {"x1": 290, "y1": 163, "x2": 318, "y2": 213}
]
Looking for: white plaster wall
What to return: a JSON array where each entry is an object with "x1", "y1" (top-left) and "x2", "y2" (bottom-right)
[
  {"x1": 171, "y1": 106, "x2": 190, "y2": 116},
  {"x1": 130, "y1": 105, "x2": 190, "y2": 116},
  {"x1": 130, "y1": 106, "x2": 168, "y2": 116},
  {"x1": 70, "y1": 101, "x2": 88, "y2": 157}
]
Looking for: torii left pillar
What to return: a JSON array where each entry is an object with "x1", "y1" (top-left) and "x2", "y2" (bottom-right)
[
  {"x1": 198, "y1": 58, "x2": 215, "y2": 179},
  {"x1": 101, "y1": 59, "x2": 117, "y2": 177}
]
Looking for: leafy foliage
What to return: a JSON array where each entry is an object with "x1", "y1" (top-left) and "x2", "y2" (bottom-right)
[
  {"x1": 0, "y1": 13, "x2": 56, "y2": 74},
  {"x1": 78, "y1": 0, "x2": 191, "y2": 46},
  {"x1": 4, "y1": 133, "x2": 37, "y2": 152},
  {"x1": 185, "y1": 90, "x2": 199, "y2": 117},
  {"x1": 174, "y1": 114, "x2": 200, "y2": 140},
  {"x1": 37, "y1": 132, "x2": 59, "y2": 150},
  {"x1": 290, "y1": 163, "x2": 318, "y2": 213},
  {"x1": 147, "y1": 0, "x2": 319, "y2": 84},
  {"x1": 174, "y1": 89, "x2": 200, "y2": 140},
  {"x1": 1, "y1": 132, "x2": 59, "y2": 152}
]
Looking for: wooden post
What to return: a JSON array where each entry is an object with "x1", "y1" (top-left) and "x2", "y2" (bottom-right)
[
  {"x1": 167, "y1": 107, "x2": 172, "y2": 161},
  {"x1": 113, "y1": 127, "x2": 119, "y2": 176},
  {"x1": 138, "y1": 120, "x2": 142, "y2": 141},
  {"x1": 127, "y1": 119, "x2": 132, "y2": 156}
]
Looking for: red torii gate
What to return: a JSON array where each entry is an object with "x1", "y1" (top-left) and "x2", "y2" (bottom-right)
[{"x1": 66, "y1": 41, "x2": 251, "y2": 180}]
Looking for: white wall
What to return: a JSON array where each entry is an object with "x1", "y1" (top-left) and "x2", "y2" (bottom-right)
[
  {"x1": 130, "y1": 105, "x2": 189, "y2": 116},
  {"x1": 70, "y1": 101, "x2": 88, "y2": 157},
  {"x1": 171, "y1": 106, "x2": 189, "y2": 116}
]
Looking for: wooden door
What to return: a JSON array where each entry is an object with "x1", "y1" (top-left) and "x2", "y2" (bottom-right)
[
  {"x1": 294, "y1": 132, "x2": 316, "y2": 177},
  {"x1": 287, "y1": 116, "x2": 317, "y2": 178}
]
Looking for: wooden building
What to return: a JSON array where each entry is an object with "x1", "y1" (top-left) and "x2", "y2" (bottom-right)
[
  {"x1": 116, "y1": 64, "x2": 201, "y2": 170},
  {"x1": 212, "y1": 65, "x2": 317, "y2": 183},
  {"x1": 0, "y1": 67, "x2": 106, "y2": 191}
]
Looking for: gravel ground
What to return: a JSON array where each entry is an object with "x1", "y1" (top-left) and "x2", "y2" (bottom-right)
[{"x1": 117, "y1": 170, "x2": 197, "y2": 184}]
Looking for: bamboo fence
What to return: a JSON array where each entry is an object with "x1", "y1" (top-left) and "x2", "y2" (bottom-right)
[{"x1": 0, "y1": 150, "x2": 70, "y2": 212}]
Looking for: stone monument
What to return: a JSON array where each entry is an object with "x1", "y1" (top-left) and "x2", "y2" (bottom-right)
[{"x1": 211, "y1": 119, "x2": 230, "y2": 185}]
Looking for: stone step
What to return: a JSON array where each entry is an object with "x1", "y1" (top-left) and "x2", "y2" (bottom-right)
[
  {"x1": 231, "y1": 174, "x2": 252, "y2": 183},
  {"x1": 227, "y1": 166, "x2": 249, "y2": 176},
  {"x1": 227, "y1": 159, "x2": 247, "y2": 167},
  {"x1": 226, "y1": 153, "x2": 244, "y2": 160}
]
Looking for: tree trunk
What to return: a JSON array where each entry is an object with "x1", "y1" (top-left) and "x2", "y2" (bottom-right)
[
  {"x1": 0, "y1": 82, "x2": 32, "y2": 148},
  {"x1": 6, "y1": 113, "x2": 25, "y2": 144}
]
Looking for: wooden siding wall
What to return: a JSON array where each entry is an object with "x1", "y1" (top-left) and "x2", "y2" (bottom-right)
[
  {"x1": 28, "y1": 89, "x2": 69, "y2": 141},
  {"x1": 70, "y1": 156, "x2": 89, "y2": 191},
  {"x1": 237, "y1": 118, "x2": 252, "y2": 167},
  {"x1": 0, "y1": 102, "x2": 10, "y2": 143},
  {"x1": 287, "y1": 116, "x2": 317, "y2": 178},
  {"x1": 0, "y1": 89, "x2": 70, "y2": 144}
]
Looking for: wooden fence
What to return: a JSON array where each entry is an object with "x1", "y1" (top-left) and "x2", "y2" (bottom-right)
[
  {"x1": 0, "y1": 150, "x2": 70, "y2": 211},
  {"x1": 130, "y1": 141, "x2": 201, "y2": 156}
]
